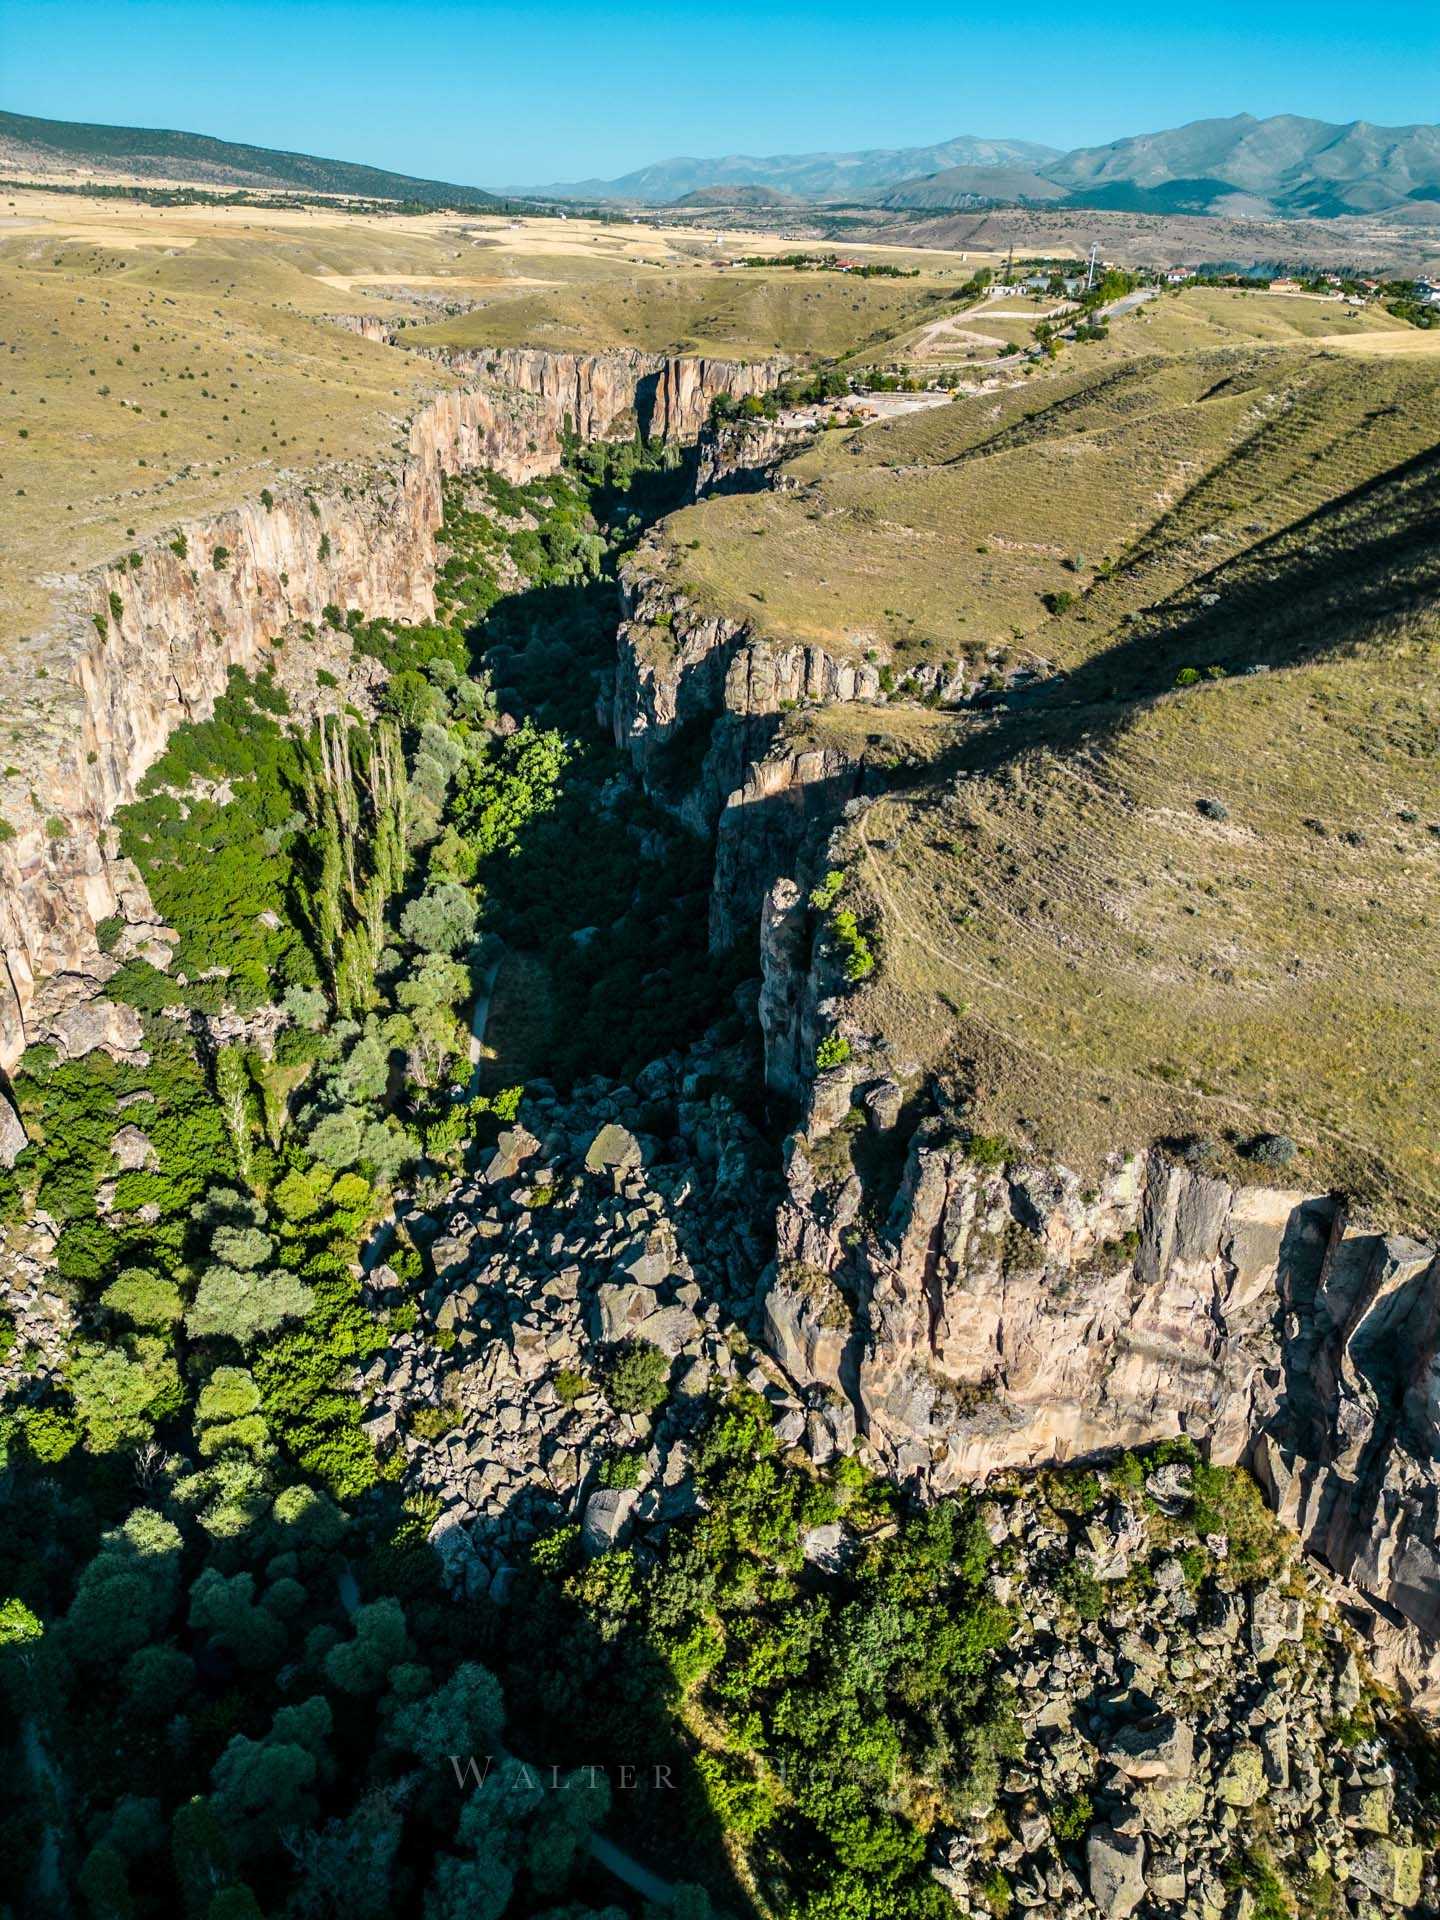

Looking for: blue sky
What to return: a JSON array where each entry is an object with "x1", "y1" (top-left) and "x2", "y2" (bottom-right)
[{"x1": 4, "y1": 0, "x2": 1438, "y2": 186}]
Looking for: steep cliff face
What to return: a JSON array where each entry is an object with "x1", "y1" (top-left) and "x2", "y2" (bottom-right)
[
  {"x1": 710, "y1": 743, "x2": 862, "y2": 952},
  {"x1": 693, "y1": 414, "x2": 813, "y2": 498},
  {"x1": 340, "y1": 329, "x2": 787, "y2": 446},
  {"x1": 0, "y1": 347, "x2": 782, "y2": 1067},
  {"x1": 763, "y1": 1108, "x2": 1440, "y2": 1705},
  {"x1": 613, "y1": 549, "x2": 964, "y2": 828},
  {"x1": 612, "y1": 557, "x2": 896, "y2": 832},
  {"x1": 614, "y1": 556, "x2": 898, "y2": 802}
]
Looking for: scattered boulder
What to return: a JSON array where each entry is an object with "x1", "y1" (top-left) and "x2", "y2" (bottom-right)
[
  {"x1": 1248, "y1": 1589, "x2": 1304, "y2": 1663},
  {"x1": 1349, "y1": 1842, "x2": 1424, "y2": 1906},
  {"x1": 1216, "y1": 1741, "x2": 1267, "y2": 1807},
  {"x1": 1086, "y1": 1825, "x2": 1146, "y2": 1918},
  {"x1": 483, "y1": 1126, "x2": 539, "y2": 1184},
  {"x1": 108, "y1": 1122, "x2": 158, "y2": 1171},
  {"x1": 581, "y1": 1487, "x2": 637, "y2": 1556},
  {"x1": 584, "y1": 1123, "x2": 643, "y2": 1174},
  {"x1": 50, "y1": 997, "x2": 145, "y2": 1063},
  {"x1": 1104, "y1": 1713, "x2": 1194, "y2": 1782}
]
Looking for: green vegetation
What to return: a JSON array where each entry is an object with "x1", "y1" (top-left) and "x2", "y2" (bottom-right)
[
  {"x1": 0, "y1": 428, "x2": 821, "y2": 1917},
  {"x1": 493, "y1": 1390, "x2": 1017, "y2": 1914},
  {"x1": 601, "y1": 1339, "x2": 671, "y2": 1416},
  {"x1": 0, "y1": 107, "x2": 516, "y2": 209}
]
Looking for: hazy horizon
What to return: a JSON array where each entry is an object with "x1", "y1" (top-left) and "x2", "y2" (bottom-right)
[{"x1": 5, "y1": 0, "x2": 1439, "y2": 191}]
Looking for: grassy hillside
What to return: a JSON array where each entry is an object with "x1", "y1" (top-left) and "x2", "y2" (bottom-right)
[
  {"x1": 648, "y1": 315, "x2": 1438, "y2": 670},
  {"x1": 0, "y1": 186, "x2": 994, "y2": 652},
  {"x1": 659, "y1": 329, "x2": 1440, "y2": 1224},
  {"x1": 397, "y1": 257, "x2": 970, "y2": 359},
  {"x1": 0, "y1": 107, "x2": 507, "y2": 207},
  {"x1": 0, "y1": 197, "x2": 471, "y2": 642}
]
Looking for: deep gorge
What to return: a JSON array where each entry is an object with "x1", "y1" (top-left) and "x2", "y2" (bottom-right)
[{"x1": 2, "y1": 343, "x2": 1440, "y2": 1919}]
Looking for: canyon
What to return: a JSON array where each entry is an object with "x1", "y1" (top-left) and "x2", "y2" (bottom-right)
[
  {"x1": 8, "y1": 295, "x2": 1440, "y2": 1920},
  {"x1": 0, "y1": 342, "x2": 782, "y2": 1069},
  {"x1": 599, "y1": 496, "x2": 1440, "y2": 1712},
  {"x1": 7, "y1": 302, "x2": 1440, "y2": 1777}
]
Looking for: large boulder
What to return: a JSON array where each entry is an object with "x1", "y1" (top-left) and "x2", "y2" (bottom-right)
[
  {"x1": 584, "y1": 1123, "x2": 642, "y2": 1175},
  {"x1": 0, "y1": 1092, "x2": 26, "y2": 1169},
  {"x1": 581, "y1": 1488, "x2": 637, "y2": 1557},
  {"x1": 108, "y1": 1122, "x2": 158, "y2": 1171},
  {"x1": 1104, "y1": 1714, "x2": 1195, "y2": 1782},
  {"x1": 1217, "y1": 1742, "x2": 1267, "y2": 1808},
  {"x1": 1086, "y1": 1826, "x2": 1146, "y2": 1918}
]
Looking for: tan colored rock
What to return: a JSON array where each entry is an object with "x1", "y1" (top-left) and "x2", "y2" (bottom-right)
[
  {"x1": 0, "y1": 1091, "x2": 25, "y2": 1169},
  {"x1": 0, "y1": 347, "x2": 783, "y2": 1067}
]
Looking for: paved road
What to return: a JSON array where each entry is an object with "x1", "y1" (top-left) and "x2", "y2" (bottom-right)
[{"x1": 1096, "y1": 287, "x2": 1160, "y2": 322}]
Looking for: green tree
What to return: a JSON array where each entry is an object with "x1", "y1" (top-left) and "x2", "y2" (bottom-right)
[
  {"x1": 386, "y1": 1660, "x2": 506, "y2": 1766},
  {"x1": 401, "y1": 882, "x2": 478, "y2": 955},
  {"x1": 209, "y1": 1696, "x2": 333, "y2": 1858},
  {"x1": 324, "y1": 1597, "x2": 409, "y2": 1694},
  {"x1": 65, "y1": 1508, "x2": 183, "y2": 1664},
  {"x1": 196, "y1": 1367, "x2": 270, "y2": 1456},
  {"x1": 187, "y1": 1264, "x2": 314, "y2": 1345},
  {"x1": 189, "y1": 1568, "x2": 287, "y2": 1671},
  {"x1": 102, "y1": 1266, "x2": 185, "y2": 1329},
  {"x1": 602, "y1": 1339, "x2": 671, "y2": 1415}
]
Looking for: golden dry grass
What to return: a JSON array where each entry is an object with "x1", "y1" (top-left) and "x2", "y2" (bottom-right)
[
  {"x1": 0, "y1": 191, "x2": 467, "y2": 641},
  {"x1": 645, "y1": 342, "x2": 1440, "y2": 680},
  {"x1": 845, "y1": 622, "x2": 1440, "y2": 1227},
  {"x1": 398, "y1": 261, "x2": 966, "y2": 360},
  {"x1": 0, "y1": 188, "x2": 996, "y2": 651}
]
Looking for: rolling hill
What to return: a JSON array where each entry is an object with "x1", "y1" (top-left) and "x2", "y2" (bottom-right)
[{"x1": 0, "y1": 107, "x2": 510, "y2": 209}]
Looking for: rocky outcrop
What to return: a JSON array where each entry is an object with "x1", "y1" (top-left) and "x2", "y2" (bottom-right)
[
  {"x1": 764, "y1": 1119, "x2": 1440, "y2": 1707},
  {"x1": 933, "y1": 1481, "x2": 1436, "y2": 1917},
  {"x1": 710, "y1": 742, "x2": 862, "y2": 951},
  {"x1": 359, "y1": 1038, "x2": 786, "y2": 1595},
  {"x1": 694, "y1": 413, "x2": 813, "y2": 497},
  {"x1": 612, "y1": 550, "x2": 964, "y2": 840},
  {"x1": 0, "y1": 347, "x2": 783, "y2": 1068},
  {"x1": 344, "y1": 330, "x2": 786, "y2": 446},
  {"x1": 612, "y1": 559, "x2": 888, "y2": 822}
]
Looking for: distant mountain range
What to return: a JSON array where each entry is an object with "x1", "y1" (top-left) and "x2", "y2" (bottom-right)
[
  {"x1": 516, "y1": 135, "x2": 1063, "y2": 205},
  {"x1": 528, "y1": 114, "x2": 1440, "y2": 222},
  {"x1": 6, "y1": 107, "x2": 1440, "y2": 227},
  {"x1": 0, "y1": 108, "x2": 512, "y2": 210}
]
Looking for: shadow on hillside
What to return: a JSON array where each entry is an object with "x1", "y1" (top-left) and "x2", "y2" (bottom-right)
[{"x1": 902, "y1": 432, "x2": 1440, "y2": 795}]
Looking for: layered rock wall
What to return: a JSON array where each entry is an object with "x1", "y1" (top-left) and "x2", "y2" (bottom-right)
[
  {"x1": 611, "y1": 559, "x2": 901, "y2": 844},
  {"x1": 710, "y1": 743, "x2": 862, "y2": 952},
  {"x1": 764, "y1": 1117, "x2": 1440, "y2": 1705},
  {"x1": 0, "y1": 347, "x2": 781, "y2": 1066}
]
